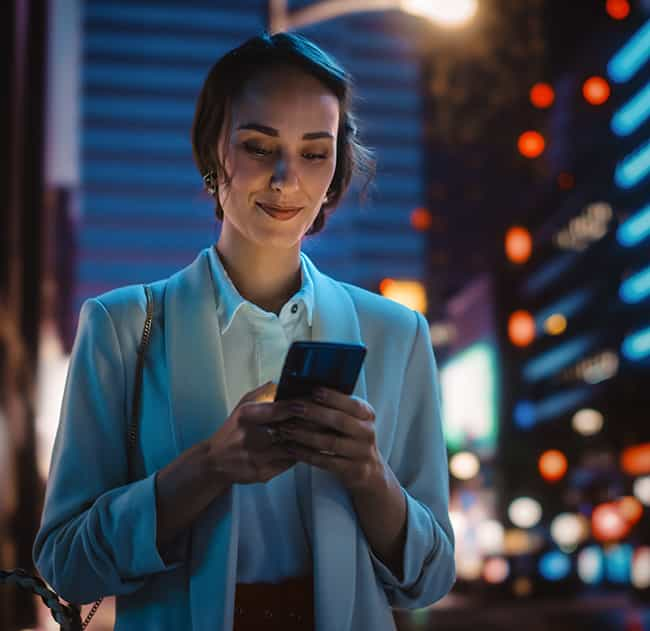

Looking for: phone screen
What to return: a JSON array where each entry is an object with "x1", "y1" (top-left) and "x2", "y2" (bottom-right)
[{"x1": 275, "y1": 341, "x2": 367, "y2": 402}]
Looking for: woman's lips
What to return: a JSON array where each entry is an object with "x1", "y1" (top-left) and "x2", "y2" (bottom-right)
[{"x1": 256, "y1": 202, "x2": 303, "y2": 221}]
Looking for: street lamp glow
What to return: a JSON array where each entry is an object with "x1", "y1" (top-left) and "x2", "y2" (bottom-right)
[{"x1": 401, "y1": 0, "x2": 478, "y2": 27}]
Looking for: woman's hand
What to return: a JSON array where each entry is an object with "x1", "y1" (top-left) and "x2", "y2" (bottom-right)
[
  {"x1": 276, "y1": 387, "x2": 384, "y2": 493},
  {"x1": 204, "y1": 381, "x2": 299, "y2": 485}
]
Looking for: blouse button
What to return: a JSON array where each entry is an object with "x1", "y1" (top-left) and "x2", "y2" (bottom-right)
[{"x1": 291, "y1": 304, "x2": 298, "y2": 314}]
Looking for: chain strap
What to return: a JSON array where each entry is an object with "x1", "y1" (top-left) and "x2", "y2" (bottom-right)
[{"x1": 1, "y1": 285, "x2": 154, "y2": 630}]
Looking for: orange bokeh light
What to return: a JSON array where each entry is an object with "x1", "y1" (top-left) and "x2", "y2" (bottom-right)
[
  {"x1": 505, "y1": 226, "x2": 533, "y2": 264},
  {"x1": 583, "y1": 76, "x2": 611, "y2": 105},
  {"x1": 538, "y1": 449, "x2": 568, "y2": 483},
  {"x1": 379, "y1": 278, "x2": 394, "y2": 295},
  {"x1": 620, "y1": 442, "x2": 650, "y2": 476},
  {"x1": 410, "y1": 207, "x2": 433, "y2": 231},
  {"x1": 518, "y1": 131, "x2": 545, "y2": 158},
  {"x1": 606, "y1": 0, "x2": 630, "y2": 20},
  {"x1": 592, "y1": 502, "x2": 631, "y2": 542},
  {"x1": 508, "y1": 310, "x2": 536, "y2": 347},
  {"x1": 618, "y1": 496, "x2": 643, "y2": 525},
  {"x1": 530, "y1": 83, "x2": 555, "y2": 108}
]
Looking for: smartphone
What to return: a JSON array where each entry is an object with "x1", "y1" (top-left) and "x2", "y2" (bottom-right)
[{"x1": 274, "y1": 341, "x2": 367, "y2": 402}]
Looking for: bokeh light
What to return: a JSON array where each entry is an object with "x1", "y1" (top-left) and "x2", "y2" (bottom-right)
[
  {"x1": 402, "y1": 0, "x2": 479, "y2": 27},
  {"x1": 592, "y1": 502, "x2": 631, "y2": 542},
  {"x1": 571, "y1": 408, "x2": 604, "y2": 436},
  {"x1": 606, "y1": 0, "x2": 631, "y2": 20},
  {"x1": 605, "y1": 543, "x2": 633, "y2": 583},
  {"x1": 505, "y1": 226, "x2": 533, "y2": 264},
  {"x1": 410, "y1": 207, "x2": 433, "y2": 231},
  {"x1": 379, "y1": 278, "x2": 428, "y2": 313},
  {"x1": 449, "y1": 451, "x2": 481, "y2": 480},
  {"x1": 544, "y1": 313, "x2": 567, "y2": 335},
  {"x1": 633, "y1": 475, "x2": 650, "y2": 505},
  {"x1": 477, "y1": 520, "x2": 505, "y2": 555},
  {"x1": 539, "y1": 449, "x2": 568, "y2": 482},
  {"x1": 483, "y1": 557, "x2": 510, "y2": 584},
  {"x1": 620, "y1": 443, "x2": 650, "y2": 476},
  {"x1": 632, "y1": 547, "x2": 650, "y2": 589},
  {"x1": 530, "y1": 82, "x2": 555, "y2": 108},
  {"x1": 583, "y1": 76, "x2": 611, "y2": 105},
  {"x1": 512, "y1": 576, "x2": 533, "y2": 597},
  {"x1": 508, "y1": 497, "x2": 542, "y2": 528},
  {"x1": 539, "y1": 550, "x2": 571, "y2": 581},
  {"x1": 550, "y1": 513, "x2": 589, "y2": 548},
  {"x1": 508, "y1": 310, "x2": 536, "y2": 347},
  {"x1": 557, "y1": 172, "x2": 575, "y2": 190},
  {"x1": 518, "y1": 131, "x2": 545, "y2": 158},
  {"x1": 617, "y1": 496, "x2": 643, "y2": 525},
  {"x1": 577, "y1": 545, "x2": 604, "y2": 584}
]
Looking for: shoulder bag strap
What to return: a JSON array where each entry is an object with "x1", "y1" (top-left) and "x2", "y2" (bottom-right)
[{"x1": 83, "y1": 284, "x2": 154, "y2": 630}]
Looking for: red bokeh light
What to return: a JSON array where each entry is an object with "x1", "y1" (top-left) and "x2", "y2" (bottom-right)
[
  {"x1": 606, "y1": 0, "x2": 630, "y2": 20},
  {"x1": 539, "y1": 449, "x2": 568, "y2": 482},
  {"x1": 505, "y1": 226, "x2": 533, "y2": 264},
  {"x1": 583, "y1": 76, "x2": 611, "y2": 105},
  {"x1": 518, "y1": 131, "x2": 545, "y2": 158},
  {"x1": 592, "y1": 502, "x2": 631, "y2": 542},
  {"x1": 557, "y1": 172, "x2": 575, "y2": 190},
  {"x1": 620, "y1": 442, "x2": 650, "y2": 476},
  {"x1": 508, "y1": 310, "x2": 536, "y2": 347},
  {"x1": 410, "y1": 207, "x2": 433, "y2": 231},
  {"x1": 530, "y1": 83, "x2": 555, "y2": 109}
]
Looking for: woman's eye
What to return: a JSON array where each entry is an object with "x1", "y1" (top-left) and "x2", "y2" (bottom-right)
[
  {"x1": 303, "y1": 152, "x2": 328, "y2": 161},
  {"x1": 243, "y1": 142, "x2": 272, "y2": 157}
]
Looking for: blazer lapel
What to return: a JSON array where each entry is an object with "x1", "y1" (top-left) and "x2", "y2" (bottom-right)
[
  {"x1": 164, "y1": 248, "x2": 236, "y2": 631},
  {"x1": 299, "y1": 253, "x2": 368, "y2": 631}
]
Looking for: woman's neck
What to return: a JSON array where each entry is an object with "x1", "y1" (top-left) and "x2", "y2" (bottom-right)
[{"x1": 214, "y1": 240, "x2": 302, "y2": 316}]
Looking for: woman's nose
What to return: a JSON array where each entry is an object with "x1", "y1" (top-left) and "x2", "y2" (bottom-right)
[{"x1": 270, "y1": 156, "x2": 299, "y2": 193}]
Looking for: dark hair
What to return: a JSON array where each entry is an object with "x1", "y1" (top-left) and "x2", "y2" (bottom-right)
[{"x1": 191, "y1": 32, "x2": 375, "y2": 236}]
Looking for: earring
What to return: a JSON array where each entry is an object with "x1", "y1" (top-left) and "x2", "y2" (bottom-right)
[{"x1": 203, "y1": 170, "x2": 217, "y2": 195}]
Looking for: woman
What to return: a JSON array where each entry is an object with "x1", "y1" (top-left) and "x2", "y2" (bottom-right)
[{"x1": 33, "y1": 32, "x2": 455, "y2": 630}]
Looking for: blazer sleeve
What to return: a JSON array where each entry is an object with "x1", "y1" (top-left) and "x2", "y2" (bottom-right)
[
  {"x1": 368, "y1": 309, "x2": 456, "y2": 608},
  {"x1": 33, "y1": 298, "x2": 183, "y2": 605}
]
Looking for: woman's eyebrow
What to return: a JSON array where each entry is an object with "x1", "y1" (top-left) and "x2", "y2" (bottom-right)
[{"x1": 237, "y1": 122, "x2": 334, "y2": 140}]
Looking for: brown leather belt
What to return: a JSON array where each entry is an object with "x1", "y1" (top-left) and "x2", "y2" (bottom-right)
[{"x1": 233, "y1": 573, "x2": 314, "y2": 631}]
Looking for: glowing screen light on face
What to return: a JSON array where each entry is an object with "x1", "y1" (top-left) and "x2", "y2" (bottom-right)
[
  {"x1": 440, "y1": 342, "x2": 498, "y2": 454},
  {"x1": 539, "y1": 550, "x2": 571, "y2": 581}
]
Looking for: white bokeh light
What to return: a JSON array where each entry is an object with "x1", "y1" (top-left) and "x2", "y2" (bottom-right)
[
  {"x1": 449, "y1": 451, "x2": 480, "y2": 480},
  {"x1": 551, "y1": 513, "x2": 589, "y2": 547},
  {"x1": 632, "y1": 547, "x2": 650, "y2": 589},
  {"x1": 401, "y1": 0, "x2": 478, "y2": 27},
  {"x1": 633, "y1": 475, "x2": 650, "y2": 506},
  {"x1": 572, "y1": 408, "x2": 604, "y2": 435},
  {"x1": 508, "y1": 497, "x2": 542, "y2": 529},
  {"x1": 477, "y1": 520, "x2": 505, "y2": 555}
]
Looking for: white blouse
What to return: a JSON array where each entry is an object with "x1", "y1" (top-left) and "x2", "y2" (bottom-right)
[{"x1": 206, "y1": 245, "x2": 315, "y2": 583}]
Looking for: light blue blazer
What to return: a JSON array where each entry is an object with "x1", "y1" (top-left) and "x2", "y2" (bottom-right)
[{"x1": 33, "y1": 247, "x2": 455, "y2": 630}]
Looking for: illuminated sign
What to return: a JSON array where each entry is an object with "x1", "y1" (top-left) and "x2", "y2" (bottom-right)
[{"x1": 440, "y1": 342, "x2": 498, "y2": 454}]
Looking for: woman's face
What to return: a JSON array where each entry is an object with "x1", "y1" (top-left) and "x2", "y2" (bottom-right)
[{"x1": 216, "y1": 66, "x2": 339, "y2": 250}]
